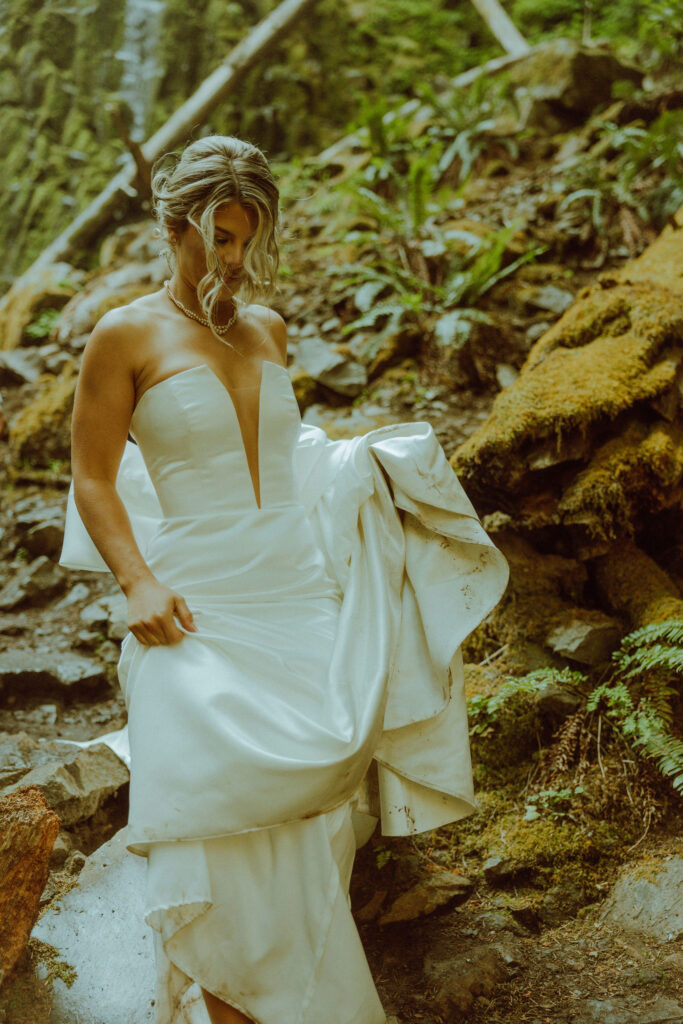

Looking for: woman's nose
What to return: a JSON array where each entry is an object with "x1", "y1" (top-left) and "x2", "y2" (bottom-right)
[{"x1": 223, "y1": 243, "x2": 243, "y2": 266}]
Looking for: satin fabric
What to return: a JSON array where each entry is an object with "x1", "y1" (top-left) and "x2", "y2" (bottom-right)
[
  {"x1": 59, "y1": 362, "x2": 509, "y2": 850},
  {"x1": 58, "y1": 358, "x2": 509, "y2": 1023}
]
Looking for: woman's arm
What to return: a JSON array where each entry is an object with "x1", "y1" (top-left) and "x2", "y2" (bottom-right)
[{"x1": 71, "y1": 312, "x2": 195, "y2": 645}]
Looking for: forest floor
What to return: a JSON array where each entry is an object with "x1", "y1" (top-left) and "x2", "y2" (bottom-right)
[
  {"x1": 353, "y1": 815, "x2": 683, "y2": 1023},
  {"x1": 1, "y1": 61, "x2": 682, "y2": 1024}
]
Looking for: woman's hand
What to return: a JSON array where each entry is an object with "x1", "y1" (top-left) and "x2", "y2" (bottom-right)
[{"x1": 126, "y1": 577, "x2": 197, "y2": 645}]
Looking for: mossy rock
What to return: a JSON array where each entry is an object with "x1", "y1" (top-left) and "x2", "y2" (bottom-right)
[
  {"x1": 8, "y1": 362, "x2": 78, "y2": 468},
  {"x1": 451, "y1": 277, "x2": 683, "y2": 551},
  {"x1": 592, "y1": 538, "x2": 683, "y2": 627},
  {"x1": 558, "y1": 417, "x2": 683, "y2": 554},
  {"x1": 290, "y1": 365, "x2": 321, "y2": 412}
]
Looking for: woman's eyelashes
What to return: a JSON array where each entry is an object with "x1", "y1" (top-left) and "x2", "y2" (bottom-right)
[{"x1": 215, "y1": 235, "x2": 254, "y2": 248}]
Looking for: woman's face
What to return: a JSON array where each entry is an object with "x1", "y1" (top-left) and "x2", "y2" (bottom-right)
[{"x1": 173, "y1": 201, "x2": 258, "y2": 296}]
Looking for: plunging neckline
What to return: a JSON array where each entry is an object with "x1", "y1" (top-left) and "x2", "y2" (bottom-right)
[{"x1": 131, "y1": 360, "x2": 287, "y2": 511}]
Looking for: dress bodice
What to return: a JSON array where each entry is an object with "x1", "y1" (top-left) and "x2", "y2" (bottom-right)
[{"x1": 129, "y1": 360, "x2": 302, "y2": 516}]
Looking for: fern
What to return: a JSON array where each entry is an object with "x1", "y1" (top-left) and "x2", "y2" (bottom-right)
[
  {"x1": 476, "y1": 619, "x2": 683, "y2": 802},
  {"x1": 469, "y1": 666, "x2": 585, "y2": 736},
  {"x1": 585, "y1": 619, "x2": 683, "y2": 795}
]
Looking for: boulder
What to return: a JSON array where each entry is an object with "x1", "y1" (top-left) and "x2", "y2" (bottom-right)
[
  {"x1": 1, "y1": 743, "x2": 129, "y2": 827},
  {"x1": 545, "y1": 613, "x2": 623, "y2": 664},
  {"x1": 599, "y1": 856, "x2": 683, "y2": 942},
  {"x1": 0, "y1": 555, "x2": 67, "y2": 610},
  {"x1": 452, "y1": 280, "x2": 683, "y2": 554},
  {"x1": 27, "y1": 828, "x2": 157, "y2": 1024},
  {"x1": 296, "y1": 334, "x2": 367, "y2": 397},
  {"x1": 499, "y1": 38, "x2": 643, "y2": 131},
  {"x1": 8, "y1": 360, "x2": 79, "y2": 467},
  {"x1": 0, "y1": 262, "x2": 79, "y2": 352},
  {"x1": 426, "y1": 945, "x2": 508, "y2": 1019},
  {"x1": 578, "y1": 995, "x2": 683, "y2": 1023}
]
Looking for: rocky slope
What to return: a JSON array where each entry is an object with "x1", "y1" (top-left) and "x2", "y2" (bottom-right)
[{"x1": 0, "y1": 40, "x2": 681, "y2": 1024}]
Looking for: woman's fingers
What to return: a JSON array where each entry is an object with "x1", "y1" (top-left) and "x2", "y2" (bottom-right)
[
  {"x1": 131, "y1": 623, "x2": 160, "y2": 646},
  {"x1": 126, "y1": 584, "x2": 196, "y2": 645},
  {"x1": 173, "y1": 595, "x2": 197, "y2": 632}
]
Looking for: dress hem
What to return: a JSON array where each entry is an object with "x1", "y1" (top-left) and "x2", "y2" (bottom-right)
[{"x1": 126, "y1": 790, "x2": 370, "y2": 859}]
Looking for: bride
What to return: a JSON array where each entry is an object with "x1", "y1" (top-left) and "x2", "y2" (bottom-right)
[{"x1": 63, "y1": 134, "x2": 509, "y2": 1024}]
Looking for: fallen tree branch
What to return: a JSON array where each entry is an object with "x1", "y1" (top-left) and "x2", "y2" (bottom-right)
[
  {"x1": 468, "y1": 0, "x2": 530, "y2": 56},
  {"x1": 23, "y1": 0, "x2": 320, "y2": 276}
]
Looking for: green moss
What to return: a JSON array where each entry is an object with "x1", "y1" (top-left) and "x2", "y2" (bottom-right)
[
  {"x1": 452, "y1": 282, "x2": 683, "y2": 494},
  {"x1": 26, "y1": 937, "x2": 77, "y2": 990},
  {"x1": 9, "y1": 362, "x2": 78, "y2": 467},
  {"x1": 593, "y1": 539, "x2": 683, "y2": 626},
  {"x1": 558, "y1": 419, "x2": 683, "y2": 543}
]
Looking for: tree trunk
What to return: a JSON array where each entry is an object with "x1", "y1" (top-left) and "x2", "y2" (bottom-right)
[{"x1": 27, "y1": 0, "x2": 320, "y2": 274}]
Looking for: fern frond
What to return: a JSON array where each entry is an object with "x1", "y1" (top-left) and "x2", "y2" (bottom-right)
[
  {"x1": 469, "y1": 666, "x2": 586, "y2": 734},
  {"x1": 628, "y1": 704, "x2": 683, "y2": 795},
  {"x1": 615, "y1": 618, "x2": 683, "y2": 652}
]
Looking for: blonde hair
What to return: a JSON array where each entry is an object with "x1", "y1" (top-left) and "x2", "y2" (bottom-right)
[{"x1": 151, "y1": 135, "x2": 280, "y2": 342}]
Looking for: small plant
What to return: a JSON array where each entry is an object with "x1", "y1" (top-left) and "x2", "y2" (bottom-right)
[
  {"x1": 335, "y1": 219, "x2": 545, "y2": 351},
  {"x1": 523, "y1": 785, "x2": 585, "y2": 822},
  {"x1": 559, "y1": 110, "x2": 683, "y2": 233},
  {"x1": 374, "y1": 843, "x2": 399, "y2": 869},
  {"x1": 24, "y1": 307, "x2": 63, "y2": 340}
]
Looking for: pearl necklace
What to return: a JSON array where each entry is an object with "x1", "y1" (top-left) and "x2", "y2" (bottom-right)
[{"x1": 164, "y1": 280, "x2": 241, "y2": 336}]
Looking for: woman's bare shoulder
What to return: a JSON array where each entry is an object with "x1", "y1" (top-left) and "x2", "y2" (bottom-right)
[
  {"x1": 84, "y1": 291, "x2": 163, "y2": 366},
  {"x1": 246, "y1": 303, "x2": 287, "y2": 357}
]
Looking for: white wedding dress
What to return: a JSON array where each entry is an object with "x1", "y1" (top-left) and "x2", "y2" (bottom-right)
[{"x1": 59, "y1": 357, "x2": 510, "y2": 1024}]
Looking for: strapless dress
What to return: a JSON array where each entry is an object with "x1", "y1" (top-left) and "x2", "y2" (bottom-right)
[
  {"x1": 120, "y1": 359, "x2": 387, "y2": 1022},
  {"x1": 59, "y1": 356, "x2": 510, "y2": 1024}
]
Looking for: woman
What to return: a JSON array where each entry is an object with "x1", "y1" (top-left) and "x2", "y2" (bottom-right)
[{"x1": 63, "y1": 134, "x2": 509, "y2": 1024}]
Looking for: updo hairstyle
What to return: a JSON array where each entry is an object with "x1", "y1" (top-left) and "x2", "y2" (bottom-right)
[{"x1": 151, "y1": 135, "x2": 280, "y2": 340}]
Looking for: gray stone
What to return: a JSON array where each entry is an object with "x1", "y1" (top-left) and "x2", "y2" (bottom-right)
[
  {"x1": 526, "y1": 284, "x2": 574, "y2": 314},
  {"x1": 80, "y1": 599, "x2": 109, "y2": 627},
  {"x1": 580, "y1": 996, "x2": 683, "y2": 1023},
  {"x1": 0, "y1": 648, "x2": 108, "y2": 699},
  {"x1": 495, "y1": 363, "x2": 519, "y2": 389},
  {"x1": 2, "y1": 743, "x2": 129, "y2": 826},
  {"x1": 99, "y1": 590, "x2": 129, "y2": 641},
  {"x1": 0, "y1": 555, "x2": 66, "y2": 610},
  {"x1": 546, "y1": 615, "x2": 623, "y2": 665},
  {"x1": 537, "y1": 881, "x2": 585, "y2": 926},
  {"x1": 0, "y1": 348, "x2": 42, "y2": 384},
  {"x1": 483, "y1": 855, "x2": 517, "y2": 884},
  {"x1": 526, "y1": 321, "x2": 551, "y2": 342},
  {"x1": 533, "y1": 680, "x2": 582, "y2": 726},
  {"x1": 0, "y1": 732, "x2": 44, "y2": 787},
  {"x1": 296, "y1": 335, "x2": 367, "y2": 397},
  {"x1": 23, "y1": 519, "x2": 65, "y2": 558},
  {"x1": 600, "y1": 857, "x2": 683, "y2": 943},
  {"x1": 475, "y1": 910, "x2": 526, "y2": 936},
  {"x1": 379, "y1": 870, "x2": 472, "y2": 924},
  {"x1": 427, "y1": 945, "x2": 508, "y2": 1017},
  {"x1": 97, "y1": 639, "x2": 123, "y2": 664},
  {"x1": 54, "y1": 582, "x2": 90, "y2": 609},
  {"x1": 30, "y1": 828, "x2": 157, "y2": 1023},
  {"x1": 48, "y1": 830, "x2": 74, "y2": 869}
]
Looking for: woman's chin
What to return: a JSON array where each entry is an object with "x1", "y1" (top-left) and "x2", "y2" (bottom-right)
[{"x1": 219, "y1": 278, "x2": 242, "y2": 297}]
